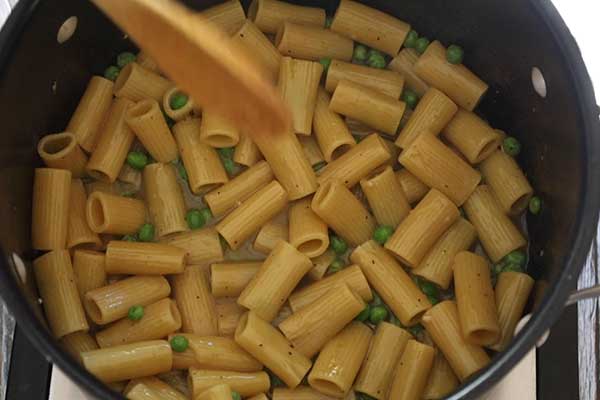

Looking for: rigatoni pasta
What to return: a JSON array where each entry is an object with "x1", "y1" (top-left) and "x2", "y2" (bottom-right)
[
  {"x1": 395, "y1": 87, "x2": 458, "y2": 149},
  {"x1": 95, "y1": 298, "x2": 181, "y2": 348},
  {"x1": 67, "y1": 179, "x2": 102, "y2": 249},
  {"x1": 126, "y1": 99, "x2": 178, "y2": 163},
  {"x1": 311, "y1": 179, "x2": 376, "y2": 247},
  {"x1": 350, "y1": 240, "x2": 431, "y2": 326},
  {"x1": 360, "y1": 166, "x2": 411, "y2": 227},
  {"x1": 463, "y1": 185, "x2": 527, "y2": 262},
  {"x1": 210, "y1": 261, "x2": 262, "y2": 298},
  {"x1": 238, "y1": 241, "x2": 312, "y2": 321},
  {"x1": 325, "y1": 60, "x2": 405, "y2": 99},
  {"x1": 253, "y1": 219, "x2": 288, "y2": 255},
  {"x1": 330, "y1": 0, "x2": 410, "y2": 55},
  {"x1": 288, "y1": 197, "x2": 329, "y2": 258},
  {"x1": 144, "y1": 162, "x2": 189, "y2": 238},
  {"x1": 114, "y1": 62, "x2": 171, "y2": 102},
  {"x1": 278, "y1": 284, "x2": 366, "y2": 358},
  {"x1": 288, "y1": 264, "x2": 372, "y2": 312},
  {"x1": 234, "y1": 133, "x2": 263, "y2": 167},
  {"x1": 395, "y1": 169, "x2": 429, "y2": 205},
  {"x1": 330, "y1": 79, "x2": 406, "y2": 135},
  {"x1": 491, "y1": 271, "x2": 535, "y2": 351},
  {"x1": 105, "y1": 241, "x2": 186, "y2": 275},
  {"x1": 443, "y1": 109, "x2": 503, "y2": 164},
  {"x1": 173, "y1": 118, "x2": 229, "y2": 194},
  {"x1": 453, "y1": 251, "x2": 500, "y2": 346},
  {"x1": 124, "y1": 377, "x2": 187, "y2": 400},
  {"x1": 388, "y1": 49, "x2": 430, "y2": 96},
  {"x1": 312, "y1": 88, "x2": 355, "y2": 162},
  {"x1": 421, "y1": 301, "x2": 490, "y2": 381},
  {"x1": 196, "y1": 384, "x2": 234, "y2": 400},
  {"x1": 204, "y1": 160, "x2": 273, "y2": 217},
  {"x1": 235, "y1": 311, "x2": 312, "y2": 388},
  {"x1": 161, "y1": 227, "x2": 224, "y2": 265},
  {"x1": 33, "y1": 250, "x2": 88, "y2": 338},
  {"x1": 413, "y1": 218, "x2": 477, "y2": 289},
  {"x1": 217, "y1": 180, "x2": 288, "y2": 249},
  {"x1": 66, "y1": 76, "x2": 114, "y2": 152},
  {"x1": 422, "y1": 352, "x2": 460, "y2": 400},
  {"x1": 81, "y1": 340, "x2": 172, "y2": 383},
  {"x1": 200, "y1": 110, "x2": 241, "y2": 148},
  {"x1": 200, "y1": 0, "x2": 246, "y2": 35},
  {"x1": 86, "y1": 98, "x2": 135, "y2": 182},
  {"x1": 32, "y1": 168, "x2": 71, "y2": 250},
  {"x1": 232, "y1": 19, "x2": 281, "y2": 82},
  {"x1": 85, "y1": 191, "x2": 146, "y2": 235},
  {"x1": 185, "y1": 334, "x2": 263, "y2": 372},
  {"x1": 388, "y1": 340, "x2": 436, "y2": 400},
  {"x1": 188, "y1": 369, "x2": 270, "y2": 398},
  {"x1": 72, "y1": 250, "x2": 106, "y2": 300},
  {"x1": 37, "y1": 132, "x2": 87, "y2": 177},
  {"x1": 399, "y1": 132, "x2": 481, "y2": 206},
  {"x1": 479, "y1": 150, "x2": 534, "y2": 215},
  {"x1": 385, "y1": 189, "x2": 459, "y2": 268},
  {"x1": 60, "y1": 332, "x2": 98, "y2": 365},
  {"x1": 317, "y1": 134, "x2": 391, "y2": 188},
  {"x1": 414, "y1": 41, "x2": 488, "y2": 111},
  {"x1": 308, "y1": 322, "x2": 372, "y2": 397},
  {"x1": 354, "y1": 322, "x2": 412, "y2": 400},
  {"x1": 276, "y1": 22, "x2": 353, "y2": 62},
  {"x1": 278, "y1": 57, "x2": 322, "y2": 135},
  {"x1": 84, "y1": 275, "x2": 171, "y2": 324},
  {"x1": 171, "y1": 265, "x2": 219, "y2": 336},
  {"x1": 248, "y1": 0, "x2": 325, "y2": 34}
]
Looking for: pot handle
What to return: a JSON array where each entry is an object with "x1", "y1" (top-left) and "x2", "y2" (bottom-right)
[{"x1": 565, "y1": 285, "x2": 600, "y2": 306}]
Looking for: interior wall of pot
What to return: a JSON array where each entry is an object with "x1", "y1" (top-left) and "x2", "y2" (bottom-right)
[{"x1": 0, "y1": 0, "x2": 585, "y2": 349}]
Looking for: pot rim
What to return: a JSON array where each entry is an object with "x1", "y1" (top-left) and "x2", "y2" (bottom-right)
[{"x1": 0, "y1": 0, "x2": 598, "y2": 399}]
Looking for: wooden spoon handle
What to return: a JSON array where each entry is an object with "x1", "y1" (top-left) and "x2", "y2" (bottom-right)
[{"x1": 92, "y1": 0, "x2": 290, "y2": 138}]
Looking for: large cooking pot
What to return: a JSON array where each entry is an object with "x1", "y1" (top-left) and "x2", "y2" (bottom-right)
[{"x1": 0, "y1": 0, "x2": 598, "y2": 398}]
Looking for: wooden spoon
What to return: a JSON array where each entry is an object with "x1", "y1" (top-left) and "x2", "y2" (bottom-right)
[{"x1": 92, "y1": 0, "x2": 290, "y2": 138}]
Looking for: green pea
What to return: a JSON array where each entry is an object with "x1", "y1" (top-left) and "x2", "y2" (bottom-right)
[
  {"x1": 427, "y1": 294, "x2": 440, "y2": 305},
  {"x1": 328, "y1": 258, "x2": 345, "y2": 274},
  {"x1": 319, "y1": 58, "x2": 332, "y2": 73},
  {"x1": 128, "y1": 305, "x2": 144, "y2": 321},
  {"x1": 408, "y1": 324, "x2": 424, "y2": 337},
  {"x1": 371, "y1": 292, "x2": 383, "y2": 306},
  {"x1": 492, "y1": 261, "x2": 505, "y2": 277},
  {"x1": 177, "y1": 163, "x2": 188, "y2": 182},
  {"x1": 103, "y1": 65, "x2": 120, "y2": 81},
  {"x1": 126, "y1": 151, "x2": 148, "y2": 170},
  {"x1": 355, "y1": 304, "x2": 370, "y2": 322},
  {"x1": 353, "y1": 44, "x2": 369, "y2": 62},
  {"x1": 199, "y1": 207, "x2": 212, "y2": 223},
  {"x1": 117, "y1": 51, "x2": 136, "y2": 68},
  {"x1": 169, "y1": 335, "x2": 189, "y2": 352},
  {"x1": 401, "y1": 89, "x2": 419, "y2": 109},
  {"x1": 186, "y1": 209, "x2": 206, "y2": 230},
  {"x1": 353, "y1": 134, "x2": 363, "y2": 143},
  {"x1": 138, "y1": 223, "x2": 155, "y2": 242},
  {"x1": 504, "y1": 250, "x2": 527, "y2": 266},
  {"x1": 418, "y1": 278, "x2": 439, "y2": 298},
  {"x1": 222, "y1": 157, "x2": 238, "y2": 175},
  {"x1": 502, "y1": 263, "x2": 524, "y2": 273},
  {"x1": 329, "y1": 235, "x2": 348, "y2": 255},
  {"x1": 231, "y1": 391, "x2": 242, "y2": 400},
  {"x1": 325, "y1": 16, "x2": 333, "y2": 28},
  {"x1": 169, "y1": 92, "x2": 188, "y2": 110},
  {"x1": 415, "y1": 37, "x2": 431, "y2": 55},
  {"x1": 502, "y1": 136, "x2": 521, "y2": 157},
  {"x1": 529, "y1": 196, "x2": 542, "y2": 215},
  {"x1": 373, "y1": 225, "x2": 394, "y2": 245},
  {"x1": 367, "y1": 50, "x2": 386, "y2": 69},
  {"x1": 404, "y1": 30, "x2": 419, "y2": 49},
  {"x1": 369, "y1": 305, "x2": 388, "y2": 324},
  {"x1": 122, "y1": 234, "x2": 137, "y2": 242},
  {"x1": 313, "y1": 161, "x2": 327, "y2": 172},
  {"x1": 218, "y1": 147, "x2": 235, "y2": 159},
  {"x1": 446, "y1": 44, "x2": 464, "y2": 65}
]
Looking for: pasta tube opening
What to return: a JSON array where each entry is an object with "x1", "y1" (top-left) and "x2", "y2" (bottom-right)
[
  {"x1": 38, "y1": 132, "x2": 75, "y2": 156},
  {"x1": 87, "y1": 193, "x2": 107, "y2": 232}
]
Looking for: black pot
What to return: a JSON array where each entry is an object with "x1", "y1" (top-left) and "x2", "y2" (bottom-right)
[{"x1": 0, "y1": 0, "x2": 598, "y2": 399}]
